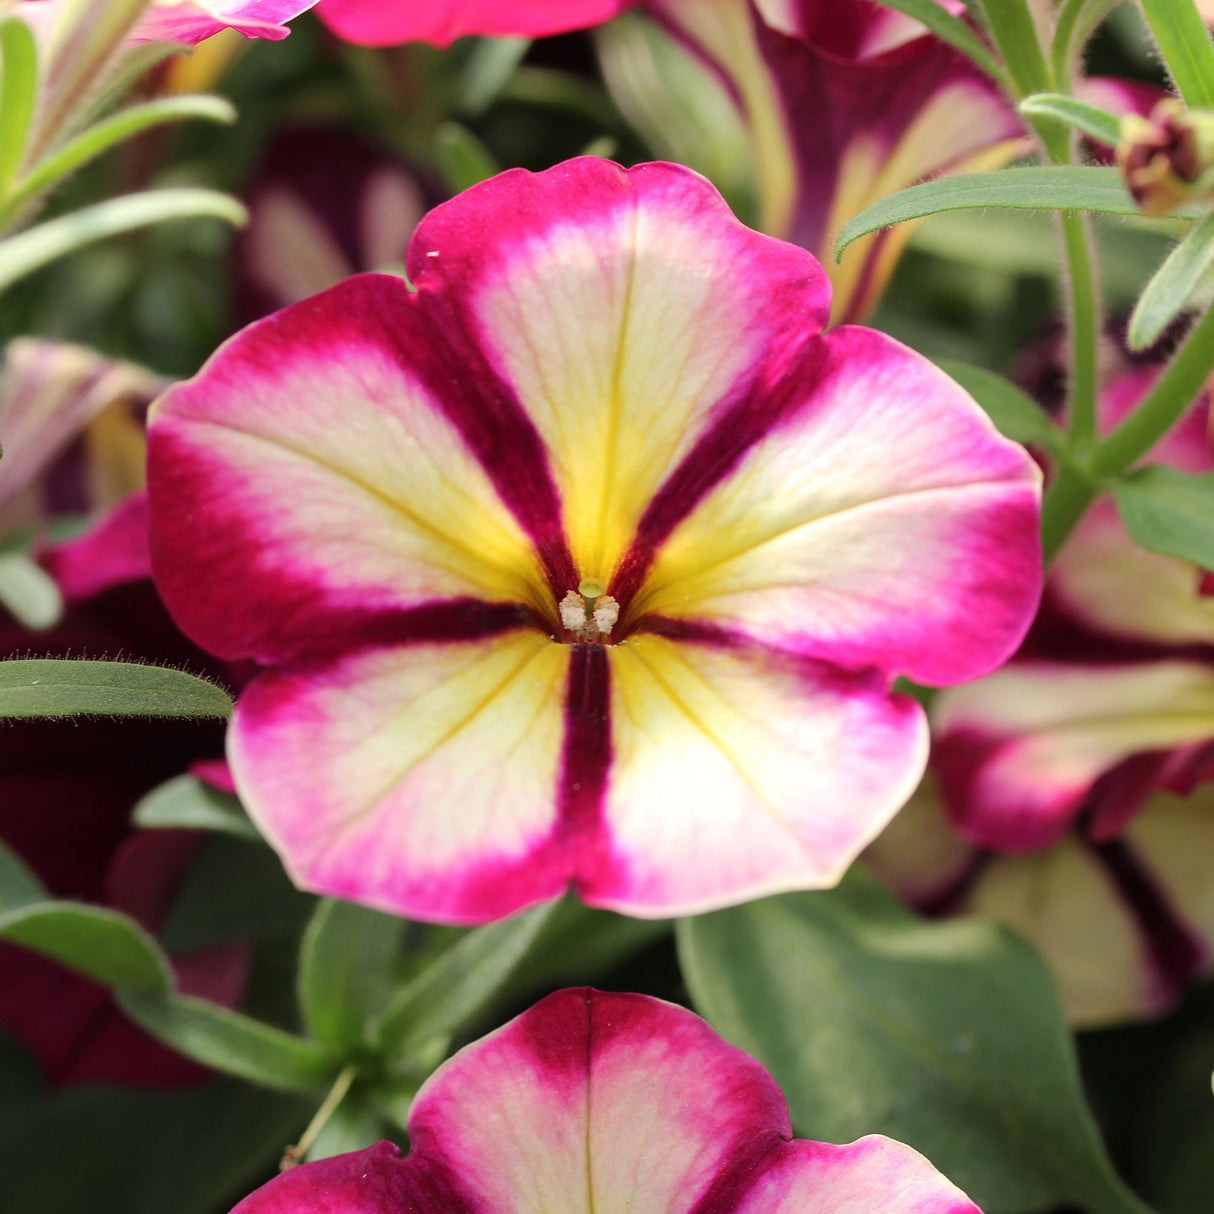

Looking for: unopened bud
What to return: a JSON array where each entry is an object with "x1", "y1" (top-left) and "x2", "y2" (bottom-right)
[{"x1": 1117, "y1": 99, "x2": 1214, "y2": 216}]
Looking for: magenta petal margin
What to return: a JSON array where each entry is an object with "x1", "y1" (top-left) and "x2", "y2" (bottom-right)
[
  {"x1": 147, "y1": 158, "x2": 1042, "y2": 923},
  {"x1": 230, "y1": 989, "x2": 982, "y2": 1214}
]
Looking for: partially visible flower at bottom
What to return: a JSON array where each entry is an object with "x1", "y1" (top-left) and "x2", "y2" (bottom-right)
[{"x1": 230, "y1": 988, "x2": 981, "y2": 1214}]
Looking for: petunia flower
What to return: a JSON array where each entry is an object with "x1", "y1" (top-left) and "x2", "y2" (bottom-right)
[
  {"x1": 628, "y1": 0, "x2": 1023, "y2": 321},
  {"x1": 314, "y1": 0, "x2": 633, "y2": 47},
  {"x1": 228, "y1": 987, "x2": 982, "y2": 1214},
  {"x1": 868, "y1": 362, "x2": 1214, "y2": 1025},
  {"x1": 147, "y1": 157, "x2": 1042, "y2": 924}
]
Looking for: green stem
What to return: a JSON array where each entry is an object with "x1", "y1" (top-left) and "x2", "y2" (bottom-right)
[
  {"x1": 1092, "y1": 302, "x2": 1214, "y2": 477},
  {"x1": 1040, "y1": 461, "x2": 1098, "y2": 561},
  {"x1": 1051, "y1": 0, "x2": 1117, "y2": 90},
  {"x1": 286, "y1": 1064, "x2": 358, "y2": 1166},
  {"x1": 1058, "y1": 207, "x2": 1099, "y2": 447}
]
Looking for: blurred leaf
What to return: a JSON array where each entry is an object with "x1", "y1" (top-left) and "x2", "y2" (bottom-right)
[
  {"x1": 1051, "y1": 0, "x2": 1120, "y2": 85},
  {"x1": 298, "y1": 899, "x2": 404, "y2": 1051},
  {"x1": 0, "y1": 902, "x2": 171, "y2": 993},
  {"x1": 0, "y1": 17, "x2": 39, "y2": 193},
  {"x1": 0, "y1": 189, "x2": 247, "y2": 293},
  {"x1": 0, "y1": 658, "x2": 233, "y2": 718},
  {"x1": 133, "y1": 773, "x2": 258, "y2": 839},
  {"x1": 1114, "y1": 464, "x2": 1214, "y2": 569},
  {"x1": 434, "y1": 122, "x2": 500, "y2": 193},
  {"x1": 159, "y1": 834, "x2": 314, "y2": 955},
  {"x1": 0, "y1": 1030, "x2": 42, "y2": 1124},
  {"x1": 457, "y1": 37, "x2": 529, "y2": 116},
  {"x1": 0, "y1": 837, "x2": 44, "y2": 914},
  {"x1": 119, "y1": 989, "x2": 338, "y2": 1092},
  {"x1": 677, "y1": 870, "x2": 1150, "y2": 1214},
  {"x1": 376, "y1": 901, "x2": 558, "y2": 1060},
  {"x1": 1019, "y1": 93, "x2": 1122, "y2": 146},
  {"x1": 967, "y1": 0, "x2": 1050, "y2": 96},
  {"x1": 0, "y1": 551, "x2": 63, "y2": 629},
  {"x1": 937, "y1": 359, "x2": 1066, "y2": 454},
  {"x1": 876, "y1": 0, "x2": 1005, "y2": 82},
  {"x1": 0, "y1": 1080, "x2": 308, "y2": 1214},
  {"x1": 835, "y1": 167, "x2": 1197, "y2": 259},
  {"x1": 306, "y1": 1084, "x2": 387, "y2": 1162},
  {"x1": 1139, "y1": 0, "x2": 1214, "y2": 109},
  {"x1": 1128, "y1": 213, "x2": 1214, "y2": 350}
]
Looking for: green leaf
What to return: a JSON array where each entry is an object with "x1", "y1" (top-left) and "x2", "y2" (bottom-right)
[
  {"x1": 0, "y1": 1080, "x2": 309, "y2": 1214},
  {"x1": 834, "y1": 166, "x2": 1196, "y2": 260},
  {"x1": 0, "y1": 188, "x2": 247, "y2": 293},
  {"x1": 1019, "y1": 92, "x2": 1122, "y2": 146},
  {"x1": 0, "y1": 18, "x2": 39, "y2": 192},
  {"x1": 1051, "y1": 0, "x2": 1119, "y2": 86},
  {"x1": 677, "y1": 871, "x2": 1150, "y2": 1214},
  {"x1": 434, "y1": 122, "x2": 500, "y2": 194},
  {"x1": 457, "y1": 36, "x2": 530, "y2": 116},
  {"x1": 0, "y1": 658, "x2": 233, "y2": 718},
  {"x1": 298, "y1": 899, "x2": 404, "y2": 1050},
  {"x1": 132, "y1": 773, "x2": 258, "y2": 839},
  {"x1": 966, "y1": 0, "x2": 1050, "y2": 96},
  {"x1": 0, "y1": 837, "x2": 45, "y2": 913},
  {"x1": 0, "y1": 901, "x2": 171, "y2": 994},
  {"x1": 0, "y1": 550, "x2": 62, "y2": 629},
  {"x1": 118, "y1": 989, "x2": 338, "y2": 1092},
  {"x1": 937, "y1": 359, "x2": 1065, "y2": 454},
  {"x1": 874, "y1": 1, "x2": 1005, "y2": 83},
  {"x1": 1128, "y1": 212, "x2": 1214, "y2": 351},
  {"x1": 1140, "y1": 0, "x2": 1214, "y2": 110},
  {"x1": 2, "y1": 94, "x2": 238, "y2": 224},
  {"x1": 1114, "y1": 464, "x2": 1214, "y2": 569},
  {"x1": 307, "y1": 1084, "x2": 386, "y2": 1162},
  {"x1": 376, "y1": 900, "x2": 558, "y2": 1060}
]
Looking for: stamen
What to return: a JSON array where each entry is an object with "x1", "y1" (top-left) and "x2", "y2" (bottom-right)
[{"x1": 559, "y1": 581, "x2": 619, "y2": 641}]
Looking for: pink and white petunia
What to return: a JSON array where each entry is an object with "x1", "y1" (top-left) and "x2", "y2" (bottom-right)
[
  {"x1": 229, "y1": 987, "x2": 982, "y2": 1214},
  {"x1": 868, "y1": 359, "x2": 1214, "y2": 1025},
  {"x1": 635, "y1": 0, "x2": 1023, "y2": 321},
  {"x1": 147, "y1": 157, "x2": 1042, "y2": 923},
  {"x1": 314, "y1": 0, "x2": 633, "y2": 47}
]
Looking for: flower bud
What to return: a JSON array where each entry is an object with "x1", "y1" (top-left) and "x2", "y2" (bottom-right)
[{"x1": 1117, "y1": 98, "x2": 1214, "y2": 216}]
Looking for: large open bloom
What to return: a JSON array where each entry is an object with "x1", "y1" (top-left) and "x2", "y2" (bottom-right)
[
  {"x1": 869, "y1": 362, "x2": 1214, "y2": 1025},
  {"x1": 314, "y1": 0, "x2": 633, "y2": 46},
  {"x1": 632, "y1": 0, "x2": 1023, "y2": 321},
  {"x1": 148, "y1": 157, "x2": 1041, "y2": 924},
  {"x1": 230, "y1": 988, "x2": 982, "y2": 1214}
]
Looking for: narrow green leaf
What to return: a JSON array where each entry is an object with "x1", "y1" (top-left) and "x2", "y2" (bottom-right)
[
  {"x1": 678, "y1": 871, "x2": 1151, "y2": 1214},
  {"x1": 0, "y1": 902, "x2": 171, "y2": 994},
  {"x1": 1140, "y1": 0, "x2": 1214, "y2": 110},
  {"x1": 873, "y1": 1, "x2": 1006, "y2": 82},
  {"x1": 307, "y1": 1085, "x2": 386, "y2": 1162},
  {"x1": 4, "y1": 94, "x2": 238, "y2": 222},
  {"x1": 0, "y1": 550, "x2": 62, "y2": 629},
  {"x1": 1128, "y1": 212, "x2": 1214, "y2": 351},
  {"x1": 0, "y1": 837, "x2": 46, "y2": 913},
  {"x1": 835, "y1": 167, "x2": 1192, "y2": 259},
  {"x1": 0, "y1": 18, "x2": 39, "y2": 191},
  {"x1": 118, "y1": 989, "x2": 339, "y2": 1092},
  {"x1": 1019, "y1": 92, "x2": 1122, "y2": 147},
  {"x1": 937, "y1": 359, "x2": 1065, "y2": 454},
  {"x1": 457, "y1": 36, "x2": 530, "y2": 116},
  {"x1": 434, "y1": 122, "x2": 500, "y2": 194},
  {"x1": 966, "y1": 0, "x2": 1050, "y2": 96},
  {"x1": 0, "y1": 188, "x2": 248, "y2": 293},
  {"x1": 1114, "y1": 464, "x2": 1214, "y2": 568},
  {"x1": 0, "y1": 658, "x2": 233, "y2": 718},
  {"x1": 376, "y1": 900, "x2": 558, "y2": 1059},
  {"x1": 1051, "y1": 0, "x2": 1118, "y2": 86},
  {"x1": 298, "y1": 899, "x2": 404, "y2": 1050},
  {"x1": 132, "y1": 774, "x2": 258, "y2": 839}
]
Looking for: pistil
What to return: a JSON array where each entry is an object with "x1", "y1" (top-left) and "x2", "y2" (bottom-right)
[{"x1": 559, "y1": 577, "x2": 619, "y2": 642}]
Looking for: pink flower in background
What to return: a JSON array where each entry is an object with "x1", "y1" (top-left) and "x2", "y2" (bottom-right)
[
  {"x1": 637, "y1": 0, "x2": 1023, "y2": 321},
  {"x1": 315, "y1": 0, "x2": 633, "y2": 47},
  {"x1": 869, "y1": 363, "x2": 1214, "y2": 1025},
  {"x1": 148, "y1": 157, "x2": 1041, "y2": 925},
  {"x1": 230, "y1": 988, "x2": 982, "y2": 1214}
]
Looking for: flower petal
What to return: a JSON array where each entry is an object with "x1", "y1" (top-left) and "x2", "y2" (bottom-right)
[
  {"x1": 228, "y1": 631, "x2": 573, "y2": 923},
  {"x1": 148, "y1": 275, "x2": 550, "y2": 664},
  {"x1": 405, "y1": 157, "x2": 831, "y2": 585},
  {"x1": 934, "y1": 661, "x2": 1214, "y2": 852},
  {"x1": 633, "y1": 326, "x2": 1041, "y2": 687},
  {"x1": 314, "y1": 0, "x2": 632, "y2": 46},
  {"x1": 578, "y1": 634, "x2": 927, "y2": 915},
  {"x1": 129, "y1": 0, "x2": 317, "y2": 44}
]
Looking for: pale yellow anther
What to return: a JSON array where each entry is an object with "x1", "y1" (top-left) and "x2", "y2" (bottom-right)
[{"x1": 559, "y1": 581, "x2": 619, "y2": 642}]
